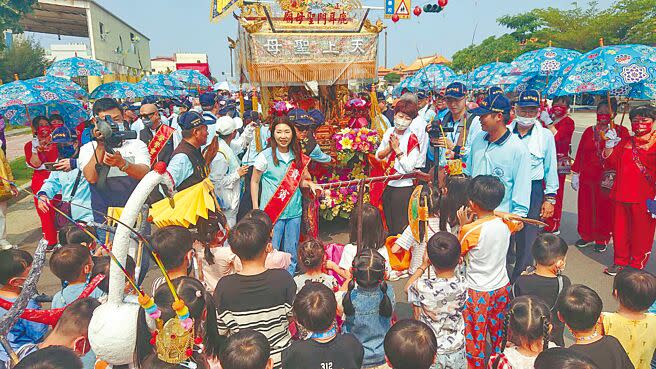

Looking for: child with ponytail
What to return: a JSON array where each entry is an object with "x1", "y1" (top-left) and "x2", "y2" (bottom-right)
[
  {"x1": 341, "y1": 249, "x2": 395, "y2": 369},
  {"x1": 488, "y1": 296, "x2": 554, "y2": 369}
]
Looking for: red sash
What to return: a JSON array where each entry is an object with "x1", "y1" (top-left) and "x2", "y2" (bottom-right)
[
  {"x1": 370, "y1": 133, "x2": 419, "y2": 208},
  {"x1": 264, "y1": 154, "x2": 310, "y2": 224},
  {"x1": 148, "y1": 124, "x2": 175, "y2": 165},
  {"x1": 0, "y1": 274, "x2": 105, "y2": 326}
]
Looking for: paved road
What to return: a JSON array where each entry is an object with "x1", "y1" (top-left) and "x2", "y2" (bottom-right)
[
  {"x1": 5, "y1": 132, "x2": 31, "y2": 161},
  {"x1": 5, "y1": 111, "x2": 653, "y2": 320}
]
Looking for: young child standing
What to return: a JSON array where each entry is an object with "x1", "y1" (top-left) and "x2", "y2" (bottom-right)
[
  {"x1": 488, "y1": 296, "x2": 554, "y2": 369},
  {"x1": 602, "y1": 269, "x2": 656, "y2": 369},
  {"x1": 511, "y1": 233, "x2": 571, "y2": 346},
  {"x1": 0, "y1": 249, "x2": 49, "y2": 364},
  {"x1": 458, "y1": 175, "x2": 521, "y2": 367},
  {"x1": 338, "y1": 204, "x2": 392, "y2": 275},
  {"x1": 49, "y1": 244, "x2": 104, "y2": 309},
  {"x1": 341, "y1": 249, "x2": 395, "y2": 369},
  {"x1": 150, "y1": 226, "x2": 194, "y2": 294},
  {"x1": 294, "y1": 240, "x2": 338, "y2": 293},
  {"x1": 407, "y1": 231, "x2": 467, "y2": 369},
  {"x1": 283, "y1": 282, "x2": 364, "y2": 369},
  {"x1": 557, "y1": 285, "x2": 634, "y2": 369},
  {"x1": 213, "y1": 218, "x2": 296, "y2": 369},
  {"x1": 384, "y1": 319, "x2": 438, "y2": 369}
]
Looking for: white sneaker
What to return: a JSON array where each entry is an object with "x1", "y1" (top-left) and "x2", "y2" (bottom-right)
[{"x1": 0, "y1": 240, "x2": 15, "y2": 250}]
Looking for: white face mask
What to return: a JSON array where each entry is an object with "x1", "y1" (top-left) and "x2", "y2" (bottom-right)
[
  {"x1": 394, "y1": 117, "x2": 411, "y2": 130},
  {"x1": 514, "y1": 115, "x2": 538, "y2": 128}
]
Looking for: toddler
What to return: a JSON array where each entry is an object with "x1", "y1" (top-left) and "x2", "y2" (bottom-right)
[
  {"x1": 219, "y1": 330, "x2": 273, "y2": 369},
  {"x1": 384, "y1": 319, "x2": 437, "y2": 369},
  {"x1": 294, "y1": 239, "x2": 338, "y2": 293},
  {"x1": 49, "y1": 244, "x2": 104, "y2": 308}
]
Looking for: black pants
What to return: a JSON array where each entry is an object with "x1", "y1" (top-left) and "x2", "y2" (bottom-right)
[
  {"x1": 510, "y1": 180, "x2": 544, "y2": 282},
  {"x1": 382, "y1": 185, "x2": 414, "y2": 236},
  {"x1": 237, "y1": 166, "x2": 255, "y2": 222}
]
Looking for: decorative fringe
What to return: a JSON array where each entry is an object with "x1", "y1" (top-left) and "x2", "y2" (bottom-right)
[{"x1": 247, "y1": 61, "x2": 376, "y2": 84}]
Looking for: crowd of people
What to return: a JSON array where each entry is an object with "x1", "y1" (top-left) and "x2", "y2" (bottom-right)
[{"x1": 0, "y1": 80, "x2": 654, "y2": 369}]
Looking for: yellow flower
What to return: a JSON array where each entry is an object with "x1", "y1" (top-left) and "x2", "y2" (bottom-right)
[{"x1": 339, "y1": 137, "x2": 353, "y2": 150}]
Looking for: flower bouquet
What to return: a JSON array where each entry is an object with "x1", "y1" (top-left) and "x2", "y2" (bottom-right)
[
  {"x1": 318, "y1": 162, "x2": 370, "y2": 220},
  {"x1": 333, "y1": 127, "x2": 380, "y2": 165}
]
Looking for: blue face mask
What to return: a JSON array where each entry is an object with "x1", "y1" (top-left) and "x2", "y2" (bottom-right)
[{"x1": 57, "y1": 144, "x2": 76, "y2": 159}]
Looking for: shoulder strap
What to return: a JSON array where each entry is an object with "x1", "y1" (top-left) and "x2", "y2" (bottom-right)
[
  {"x1": 630, "y1": 138, "x2": 656, "y2": 185},
  {"x1": 70, "y1": 170, "x2": 83, "y2": 198}
]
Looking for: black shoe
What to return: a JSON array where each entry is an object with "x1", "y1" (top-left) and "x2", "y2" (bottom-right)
[
  {"x1": 604, "y1": 264, "x2": 624, "y2": 276},
  {"x1": 45, "y1": 243, "x2": 60, "y2": 253},
  {"x1": 33, "y1": 293, "x2": 52, "y2": 303},
  {"x1": 575, "y1": 239, "x2": 592, "y2": 248},
  {"x1": 593, "y1": 243, "x2": 607, "y2": 252}
]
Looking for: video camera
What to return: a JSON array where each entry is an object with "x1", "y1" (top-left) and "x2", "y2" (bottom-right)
[
  {"x1": 428, "y1": 119, "x2": 455, "y2": 147},
  {"x1": 94, "y1": 115, "x2": 137, "y2": 153}
]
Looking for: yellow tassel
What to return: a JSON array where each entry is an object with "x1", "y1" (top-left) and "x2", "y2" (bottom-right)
[
  {"x1": 252, "y1": 90, "x2": 259, "y2": 113},
  {"x1": 239, "y1": 92, "x2": 245, "y2": 117}
]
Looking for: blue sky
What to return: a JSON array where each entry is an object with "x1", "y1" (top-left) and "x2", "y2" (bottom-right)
[{"x1": 30, "y1": 0, "x2": 614, "y2": 79}]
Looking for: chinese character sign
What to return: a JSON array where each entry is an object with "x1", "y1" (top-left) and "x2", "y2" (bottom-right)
[{"x1": 250, "y1": 34, "x2": 377, "y2": 64}]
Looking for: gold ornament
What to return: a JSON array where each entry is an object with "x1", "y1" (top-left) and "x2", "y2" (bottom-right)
[
  {"x1": 156, "y1": 317, "x2": 195, "y2": 364},
  {"x1": 363, "y1": 19, "x2": 385, "y2": 33}
]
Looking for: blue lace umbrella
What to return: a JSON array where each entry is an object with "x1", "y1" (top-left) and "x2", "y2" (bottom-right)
[
  {"x1": 476, "y1": 63, "x2": 514, "y2": 89},
  {"x1": 170, "y1": 69, "x2": 212, "y2": 88},
  {"x1": 0, "y1": 102, "x2": 87, "y2": 128},
  {"x1": 471, "y1": 62, "x2": 511, "y2": 89},
  {"x1": 546, "y1": 44, "x2": 656, "y2": 98},
  {"x1": 29, "y1": 76, "x2": 88, "y2": 99},
  {"x1": 90, "y1": 82, "x2": 149, "y2": 100},
  {"x1": 46, "y1": 56, "x2": 109, "y2": 78},
  {"x1": 0, "y1": 79, "x2": 79, "y2": 109},
  {"x1": 140, "y1": 74, "x2": 186, "y2": 90},
  {"x1": 509, "y1": 47, "x2": 582, "y2": 77},
  {"x1": 414, "y1": 64, "x2": 457, "y2": 90},
  {"x1": 392, "y1": 75, "x2": 425, "y2": 96},
  {"x1": 136, "y1": 81, "x2": 185, "y2": 99}
]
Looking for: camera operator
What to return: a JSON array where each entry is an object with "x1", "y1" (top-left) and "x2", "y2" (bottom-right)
[{"x1": 79, "y1": 98, "x2": 150, "y2": 229}]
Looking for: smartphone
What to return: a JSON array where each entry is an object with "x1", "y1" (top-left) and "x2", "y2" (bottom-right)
[{"x1": 44, "y1": 162, "x2": 58, "y2": 171}]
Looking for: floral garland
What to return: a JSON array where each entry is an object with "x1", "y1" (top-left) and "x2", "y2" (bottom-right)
[{"x1": 334, "y1": 127, "x2": 379, "y2": 164}]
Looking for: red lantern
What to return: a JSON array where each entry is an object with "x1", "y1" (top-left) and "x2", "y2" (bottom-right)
[
  {"x1": 438, "y1": 0, "x2": 448, "y2": 7},
  {"x1": 391, "y1": 13, "x2": 400, "y2": 22},
  {"x1": 413, "y1": 6, "x2": 422, "y2": 16}
]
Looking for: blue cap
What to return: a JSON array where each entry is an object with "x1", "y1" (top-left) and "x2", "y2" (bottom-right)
[
  {"x1": 51, "y1": 126, "x2": 76, "y2": 144},
  {"x1": 243, "y1": 110, "x2": 258, "y2": 121},
  {"x1": 142, "y1": 96, "x2": 158, "y2": 105},
  {"x1": 242, "y1": 99, "x2": 253, "y2": 111},
  {"x1": 178, "y1": 111, "x2": 210, "y2": 130},
  {"x1": 487, "y1": 86, "x2": 504, "y2": 97},
  {"x1": 307, "y1": 109, "x2": 325, "y2": 127},
  {"x1": 469, "y1": 93, "x2": 512, "y2": 116},
  {"x1": 376, "y1": 91, "x2": 386, "y2": 101},
  {"x1": 287, "y1": 108, "x2": 314, "y2": 127},
  {"x1": 515, "y1": 89, "x2": 541, "y2": 107},
  {"x1": 219, "y1": 102, "x2": 237, "y2": 116},
  {"x1": 199, "y1": 92, "x2": 218, "y2": 107},
  {"x1": 444, "y1": 82, "x2": 467, "y2": 99},
  {"x1": 416, "y1": 90, "x2": 429, "y2": 100},
  {"x1": 174, "y1": 98, "x2": 193, "y2": 110}
]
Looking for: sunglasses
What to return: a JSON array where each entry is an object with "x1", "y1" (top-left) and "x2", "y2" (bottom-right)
[{"x1": 138, "y1": 112, "x2": 157, "y2": 120}]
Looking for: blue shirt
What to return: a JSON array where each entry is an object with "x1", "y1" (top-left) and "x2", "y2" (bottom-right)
[
  {"x1": 254, "y1": 148, "x2": 303, "y2": 220},
  {"x1": 51, "y1": 283, "x2": 105, "y2": 309},
  {"x1": 168, "y1": 153, "x2": 194, "y2": 189},
  {"x1": 0, "y1": 298, "x2": 48, "y2": 363},
  {"x1": 38, "y1": 168, "x2": 93, "y2": 223},
  {"x1": 343, "y1": 286, "x2": 396, "y2": 367},
  {"x1": 510, "y1": 123, "x2": 559, "y2": 196},
  {"x1": 464, "y1": 129, "x2": 532, "y2": 217},
  {"x1": 308, "y1": 145, "x2": 331, "y2": 163}
]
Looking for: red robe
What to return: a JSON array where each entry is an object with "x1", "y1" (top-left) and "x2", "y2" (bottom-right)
[
  {"x1": 606, "y1": 136, "x2": 656, "y2": 268},
  {"x1": 571, "y1": 125, "x2": 629, "y2": 244},
  {"x1": 546, "y1": 116, "x2": 575, "y2": 232},
  {"x1": 24, "y1": 141, "x2": 59, "y2": 245}
]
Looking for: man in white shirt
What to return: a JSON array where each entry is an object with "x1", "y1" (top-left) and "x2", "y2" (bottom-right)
[
  {"x1": 79, "y1": 98, "x2": 151, "y2": 230},
  {"x1": 209, "y1": 116, "x2": 249, "y2": 226}
]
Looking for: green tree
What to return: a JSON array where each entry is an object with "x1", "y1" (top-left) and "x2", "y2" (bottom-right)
[
  {"x1": 383, "y1": 72, "x2": 401, "y2": 83},
  {"x1": 451, "y1": 34, "x2": 544, "y2": 72},
  {"x1": 0, "y1": 38, "x2": 52, "y2": 82},
  {"x1": 0, "y1": 1, "x2": 38, "y2": 46}
]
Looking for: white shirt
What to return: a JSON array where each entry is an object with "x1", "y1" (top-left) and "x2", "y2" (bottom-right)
[
  {"x1": 78, "y1": 139, "x2": 150, "y2": 178},
  {"x1": 228, "y1": 124, "x2": 255, "y2": 156},
  {"x1": 338, "y1": 243, "x2": 392, "y2": 275},
  {"x1": 375, "y1": 127, "x2": 422, "y2": 187},
  {"x1": 209, "y1": 139, "x2": 242, "y2": 225},
  {"x1": 395, "y1": 217, "x2": 450, "y2": 275},
  {"x1": 460, "y1": 217, "x2": 512, "y2": 291}
]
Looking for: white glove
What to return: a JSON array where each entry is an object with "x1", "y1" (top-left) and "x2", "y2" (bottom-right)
[
  {"x1": 540, "y1": 110, "x2": 554, "y2": 126},
  {"x1": 571, "y1": 173, "x2": 580, "y2": 191},
  {"x1": 31, "y1": 137, "x2": 39, "y2": 153},
  {"x1": 605, "y1": 128, "x2": 620, "y2": 149}
]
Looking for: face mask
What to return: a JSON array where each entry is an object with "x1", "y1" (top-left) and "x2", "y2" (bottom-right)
[
  {"x1": 173, "y1": 106, "x2": 181, "y2": 115},
  {"x1": 57, "y1": 144, "x2": 76, "y2": 159},
  {"x1": 143, "y1": 118, "x2": 155, "y2": 130},
  {"x1": 551, "y1": 106, "x2": 568, "y2": 117},
  {"x1": 597, "y1": 113, "x2": 612, "y2": 125},
  {"x1": 394, "y1": 117, "x2": 411, "y2": 130},
  {"x1": 632, "y1": 121, "x2": 654, "y2": 136},
  {"x1": 514, "y1": 115, "x2": 537, "y2": 128}
]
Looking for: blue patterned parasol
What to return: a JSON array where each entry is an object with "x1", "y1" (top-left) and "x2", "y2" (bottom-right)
[
  {"x1": 90, "y1": 82, "x2": 149, "y2": 100},
  {"x1": 170, "y1": 69, "x2": 212, "y2": 88},
  {"x1": 46, "y1": 56, "x2": 110, "y2": 78},
  {"x1": 509, "y1": 47, "x2": 582, "y2": 77}
]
